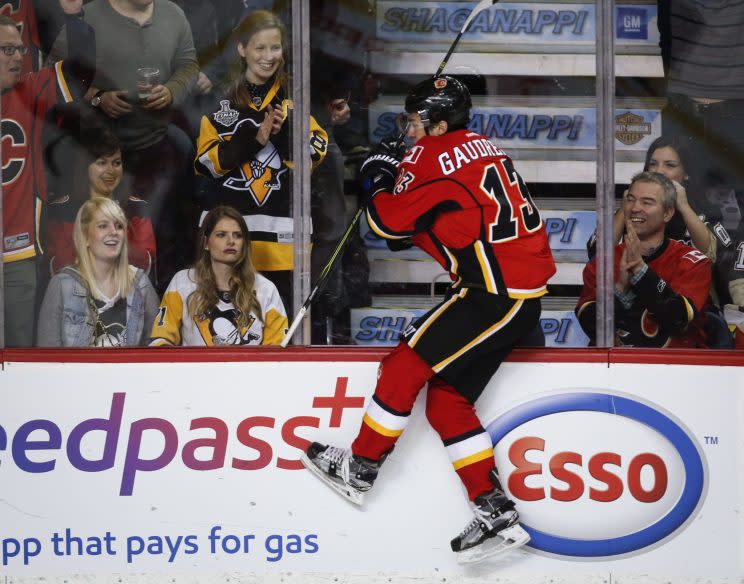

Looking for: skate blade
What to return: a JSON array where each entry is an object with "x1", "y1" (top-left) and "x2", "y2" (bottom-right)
[
  {"x1": 455, "y1": 524, "x2": 530, "y2": 565},
  {"x1": 300, "y1": 453, "x2": 365, "y2": 506}
]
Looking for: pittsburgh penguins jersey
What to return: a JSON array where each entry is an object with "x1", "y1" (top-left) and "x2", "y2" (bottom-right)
[
  {"x1": 709, "y1": 222, "x2": 744, "y2": 305},
  {"x1": 149, "y1": 269, "x2": 288, "y2": 346},
  {"x1": 195, "y1": 76, "x2": 328, "y2": 272},
  {"x1": 576, "y1": 239, "x2": 712, "y2": 348},
  {"x1": 367, "y1": 129, "x2": 556, "y2": 298}
]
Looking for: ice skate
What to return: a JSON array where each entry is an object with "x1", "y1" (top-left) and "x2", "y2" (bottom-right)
[
  {"x1": 300, "y1": 442, "x2": 383, "y2": 506},
  {"x1": 451, "y1": 471, "x2": 530, "y2": 564}
]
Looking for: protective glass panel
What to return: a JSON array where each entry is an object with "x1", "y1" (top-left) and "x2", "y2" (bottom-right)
[
  {"x1": 309, "y1": 0, "x2": 601, "y2": 348},
  {"x1": 609, "y1": 1, "x2": 738, "y2": 350},
  {"x1": 0, "y1": 0, "x2": 297, "y2": 349}
]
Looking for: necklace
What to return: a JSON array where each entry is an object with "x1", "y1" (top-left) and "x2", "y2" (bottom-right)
[
  {"x1": 243, "y1": 76, "x2": 273, "y2": 108},
  {"x1": 218, "y1": 290, "x2": 232, "y2": 303}
]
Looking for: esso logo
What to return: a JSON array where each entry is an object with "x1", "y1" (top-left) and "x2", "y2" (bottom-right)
[{"x1": 486, "y1": 393, "x2": 706, "y2": 558}]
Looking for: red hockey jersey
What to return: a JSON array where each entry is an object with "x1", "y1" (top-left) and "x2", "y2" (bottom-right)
[
  {"x1": 367, "y1": 130, "x2": 556, "y2": 298},
  {"x1": 2, "y1": 61, "x2": 73, "y2": 263},
  {"x1": 577, "y1": 239, "x2": 712, "y2": 347}
]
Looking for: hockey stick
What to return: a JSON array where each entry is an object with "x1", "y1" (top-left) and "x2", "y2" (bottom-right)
[
  {"x1": 280, "y1": 205, "x2": 365, "y2": 347},
  {"x1": 436, "y1": 0, "x2": 500, "y2": 77},
  {"x1": 280, "y1": 0, "x2": 499, "y2": 347}
]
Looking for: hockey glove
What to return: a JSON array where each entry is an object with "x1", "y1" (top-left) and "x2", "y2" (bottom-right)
[
  {"x1": 360, "y1": 152, "x2": 399, "y2": 198},
  {"x1": 359, "y1": 135, "x2": 408, "y2": 199},
  {"x1": 376, "y1": 135, "x2": 407, "y2": 161},
  {"x1": 218, "y1": 120, "x2": 262, "y2": 169}
]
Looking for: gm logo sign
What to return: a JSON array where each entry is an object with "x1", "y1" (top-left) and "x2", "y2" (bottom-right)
[
  {"x1": 617, "y1": 7, "x2": 648, "y2": 40},
  {"x1": 487, "y1": 393, "x2": 706, "y2": 557}
]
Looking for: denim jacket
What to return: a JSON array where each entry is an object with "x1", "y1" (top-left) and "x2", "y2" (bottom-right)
[{"x1": 37, "y1": 266, "x2": 159, "y2": 347}]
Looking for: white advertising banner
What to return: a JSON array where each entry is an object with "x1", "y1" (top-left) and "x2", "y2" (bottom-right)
[{"x1": 0, "y1": 356, "x2": 742, "y2": 582}]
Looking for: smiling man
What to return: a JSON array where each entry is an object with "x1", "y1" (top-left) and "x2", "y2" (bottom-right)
[
  {"x1": 576, "y1": 171, "x2": 713, "y2": 347},
  {"x1": 1, "y1": 0, "x2": 94, "y2": 346}
]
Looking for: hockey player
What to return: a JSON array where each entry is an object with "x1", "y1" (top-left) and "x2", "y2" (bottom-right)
[
  {"x1": 576, "y1": 171, "x2": 712, "y2": 347},
  {"x1": 301, "y1": 76, "x2": 556, "y2": 563},
  {"x1": 1, "y1": 0, "x2": 94, "y2": 346}
]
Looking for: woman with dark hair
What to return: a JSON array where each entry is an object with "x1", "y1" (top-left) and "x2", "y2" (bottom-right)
[
  {"x1": 150, "y1": 205, "x2": 287, "y2": 346},
  {"x1": 194, "y1": 9, "x2": 328, "y2": 310},
  {"x1": 46, "y1": 128, "x2": 156, "y2": 275},
  {"x1": 38, "y1": 197, "x2": 158, "y2": 347}
]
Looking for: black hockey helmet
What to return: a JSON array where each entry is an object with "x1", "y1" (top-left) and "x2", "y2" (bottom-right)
[{"x1": 404, "y1": 75, "x2": 472, "y2": 131}]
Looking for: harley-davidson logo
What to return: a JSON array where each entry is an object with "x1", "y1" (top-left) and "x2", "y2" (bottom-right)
[{"x1": 615, "y1": 112, "x2": 651, "y2": 145}]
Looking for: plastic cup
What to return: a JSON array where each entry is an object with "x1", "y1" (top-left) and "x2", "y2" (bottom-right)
[{"x1": 136, "y1": 67, "x2": 160, "y2": 101}]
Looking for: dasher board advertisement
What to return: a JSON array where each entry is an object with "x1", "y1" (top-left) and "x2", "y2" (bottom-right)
[
  {"x1": 369, "y1": 101, "x2": 662, "y2": 152},
  {"x1": 350, "y1": 307, "x2": 590, "y2": 347},
  {"x1": 0, "y1": 356, "x2": 742, "y2": 583},
  {"x1": 376, "y1": 2, "x2": 660, "y2": 49}
]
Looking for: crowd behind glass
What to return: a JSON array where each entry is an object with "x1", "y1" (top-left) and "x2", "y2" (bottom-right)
[{"x1": 2, "y1": 0, "x2": 743, "y2": 349}]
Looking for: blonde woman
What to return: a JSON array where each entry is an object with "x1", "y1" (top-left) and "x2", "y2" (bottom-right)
[
  {"x1": 37, "y1": 197, "x2": 159, "y2": 346},
  {"x1": 150, "y1": 206, "x2": 287, "y2": 346}
]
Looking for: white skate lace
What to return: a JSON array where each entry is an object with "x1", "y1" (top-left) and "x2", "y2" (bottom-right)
[
  {"x1": 456, "y1": 515, "x2": 484, "y2": 540},
  {"x1": 321, "y1": 446, "x2": 352, "y2": 481}
]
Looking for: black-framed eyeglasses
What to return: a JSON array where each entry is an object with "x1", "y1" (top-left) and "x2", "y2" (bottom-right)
[{"x1": 0, "y1": 45, "x2": 28, "y2": 56}]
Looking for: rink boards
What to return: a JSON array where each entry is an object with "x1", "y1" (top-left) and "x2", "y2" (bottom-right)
[{"x1": 0, "y1": 347, "x2": 742, "y2": 583}]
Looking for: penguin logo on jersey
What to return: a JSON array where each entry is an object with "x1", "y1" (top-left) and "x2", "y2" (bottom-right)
[
  {"x1": 224, "y1": 140, "x2": 287, "y2": 207},
  {"x1": 200, "y1": 307, "x2": 259, "y2": 345}
]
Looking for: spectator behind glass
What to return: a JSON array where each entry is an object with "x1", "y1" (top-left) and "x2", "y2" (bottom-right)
[
  {"x1": 576, "y1": 172, "x2": 712, "y2": 348},
  {"x1": 46, "y1": 128, "x2": 156, "y2": 275},
  {"x1": 309, "y1": 75, "x2": 359, "y2": 344},
  {"x1": 149, "y1": 205, "x2": 287, "y2": 346},
  {"x1": 37, "y1": 197, "x2": 159, "y2": 347},
  {"x1": 588, "y1": 136, "x2": 714, "y2": 260},
  {"x1": 0, "y1": 1, "x2": 95, "y2": 347},
  {"x1": 48, "y1": 0, "x2": 199, "y2": 292},
  {"x1": 1, "y1": 0, "x2": 66, "y2": 73},
  {"x1": 589, "y1": 136, "x2": 744, "y2": 319},
  {"x1": 194, "y1": 9, "x2": 328, "y2": 312}
]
